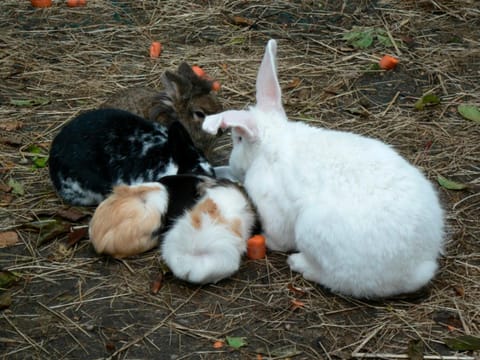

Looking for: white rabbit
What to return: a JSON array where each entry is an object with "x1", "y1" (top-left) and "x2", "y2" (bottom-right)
[
  {"x1": 202, "y1": 39, "x2": 445, "y2": 298},
  {"x1": 161, "y1": 180, "x2": 258, "y2": 284},
  {"x1": 89, "y1": 182, "x2": 168, "y2": 259}
]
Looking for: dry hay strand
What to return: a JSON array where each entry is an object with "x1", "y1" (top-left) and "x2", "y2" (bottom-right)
[{"x1": 1, "y1": 0, "x2": 479, "y2": 359}]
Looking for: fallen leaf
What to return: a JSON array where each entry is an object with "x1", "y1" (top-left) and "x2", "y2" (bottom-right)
[
  {"x1": 0, "y1": 120, "x2": 23, "y2": 131},
  {"x1": 437, "y1": 175, "x2": 468, "y2": 191},
  {"x1": 0, "y1": 135, "x2": 23, "y2": 146},
  {"x1": 453, "y1": 285, "x2": 465, "y2": 297},
  {"x1": 230, "y1": 15, "x2": 254, "y2": 27},
  {"x1": 0, "y1": 292, "x2": 12, "y2": 310},
  {"x1": 286, "y1": 78, "x2": 301, "y2": 90},
  {"x1": 0, "y1": 183, "x2": 12, "y2": 192},
  {"x1": 32, "y1": 157, "x2": 48, "y2": 168},
  {"x1": 270, "y1": 345, "x2": 302, "y2": 357},
  {"x1": 24, "y1": 219, "x2": 71, "y2": 246},
  {"x1": 414, "y1": 93, "x2": 440, "y2": 110},
  {"x1": 56, "y1": 207, "x2": 89, "y2": 222},
  {"x1": 150, "y1": 272, "x2": 164, "y2": 294},
  {"x1": 407, "y1": 339, "x2": 424, "y2": 360},
  {"x1": 444, "y1": 335, "x2": 480, "y2": 351},
  {"x1": 458, "y1": 104, "x2": 480, "y2": 123},
  {"x1": 0, "y1": 193, "x2": 14, "y2": 206},
  {"x1": 433, "y1": 310, "x2": 463, "y2": 329},
  {"x1": 226, "y1": 336, "x2": 247, "y2": 349},
  {"x1": 7, "y1": 178, "x2": 24, "y2": 196},
  {"x1": 67, "y1": 227, "x2": 88, "y2": 247},
  {"x1": 287, "y1": 283, "x2": 306, "y2": 297},
  {"x1": 290, "y1": 299, "x2": 305, "y2": 310},
  {"x1": 0, "y1": 231, "x2": 19, "y2": 248},
  {"x1": 10, "y1": 98, "x2": 49, "y2": 107},
  {"x1": 0, "y1": 270, "x2": 20, "y2": 288},
  {"x1": 343, "y1": 27, "x2": 374, "y2": 49}
]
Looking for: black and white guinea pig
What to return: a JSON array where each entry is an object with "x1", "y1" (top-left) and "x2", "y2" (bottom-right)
[{"x1": 48, "y1": 108, "x2": 214, "y2": 206}]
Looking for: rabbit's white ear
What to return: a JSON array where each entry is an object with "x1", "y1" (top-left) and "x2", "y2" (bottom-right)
[
  {"x1": 256, "y1": 39, "x2": 282, "y2": 112},
  {"x1": 203, "y1": 110, "x2": 258, "y2": 141}
]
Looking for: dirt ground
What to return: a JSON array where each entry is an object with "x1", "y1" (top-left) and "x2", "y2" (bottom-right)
[{"x1": 1, "y1": 1, "x2": 479, "y2": 359}]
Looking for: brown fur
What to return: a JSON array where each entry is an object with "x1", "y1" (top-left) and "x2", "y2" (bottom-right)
[
  {"x1": 89, "y1": 184, "x2": 164, "y2": 258},
  {"x1": 189, "y1": 196, "x2": 242, "y2": 238},
  {"x1": 100, "y1": 62, "x2": 223, "y2": 160}
]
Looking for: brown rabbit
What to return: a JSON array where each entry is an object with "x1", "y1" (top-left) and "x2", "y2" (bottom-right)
[{"x1": 101, "y1": 62, "x2": 224, "y2": 161}]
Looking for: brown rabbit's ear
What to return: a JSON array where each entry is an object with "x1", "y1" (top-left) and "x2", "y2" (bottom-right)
[{"x1": 161, "y1": 70, "x2": 192, "y2": 101}]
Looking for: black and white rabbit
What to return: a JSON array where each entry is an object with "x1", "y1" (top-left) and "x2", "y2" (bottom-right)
[
  {"x1": 49, "y1": 108, "x2": 214, "y2": 206},
  {"x1": 202, "y1": 39, "x2": 445, "y2": 298}
]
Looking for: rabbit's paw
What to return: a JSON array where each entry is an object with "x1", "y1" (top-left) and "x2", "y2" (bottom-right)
[{"x1": 287, "y1": 253, "x2": 322, "y2": 283}]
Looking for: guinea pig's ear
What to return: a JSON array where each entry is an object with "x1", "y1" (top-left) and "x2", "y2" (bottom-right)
[
  {"x1": 256, "y1": 39, "x2": 282, "y2": 113},
  {"x1": 202, "y1": 110, "x2": 258, "y2": 141}
]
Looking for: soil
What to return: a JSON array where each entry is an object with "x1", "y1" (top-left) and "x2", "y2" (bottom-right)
[{"x1": 1, "y1": 1, "x2": 479, "y2": 359}]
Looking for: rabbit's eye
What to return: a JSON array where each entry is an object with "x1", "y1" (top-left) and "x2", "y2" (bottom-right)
[{"x1": 193, "y1": 110, "x2": 206, "y2": 120}]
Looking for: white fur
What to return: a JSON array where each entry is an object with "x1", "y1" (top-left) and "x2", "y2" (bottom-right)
[
  {"x1": 161, "y1": 185, "x2": 256, "y2": 284},
  {"x1": 202, "y1": 39, "x2": 445, "y2": 298}
]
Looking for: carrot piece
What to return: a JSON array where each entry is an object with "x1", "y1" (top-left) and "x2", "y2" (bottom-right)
[
  {"x1": 213, "y1": 340, "x2": 224, "y2": 349},
  {"x1": 247, "y1": 235, "x2": 266, "y2": 259},
  {"x1": 149, "y1": 42, "x2": 162, "y2": 58},
  {"x1": 379, "y1": 55, "x2": 399, "y2": 70},
  {"x1": 192, "y1": 65, "x2": 206, "y2": 78},
  {"x1": 67, "y1": 0, "x2": 87, "y2": 7},
  {"x1": 31, "y1": 0, "x2": 52, "y2": 7},
  {"x1": 211, "y1": 80, "x2": 221, "y2": 92}
]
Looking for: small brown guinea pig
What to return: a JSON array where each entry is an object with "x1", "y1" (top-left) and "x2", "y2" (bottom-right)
[{"x1": 89, "y1": 182, "x2": 168, "y2": 259}]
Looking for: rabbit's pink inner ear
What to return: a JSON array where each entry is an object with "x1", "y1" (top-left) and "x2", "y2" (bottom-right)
[
  {"x1": 256, "y1": 39, "x2": 282, "y2": 112},
  {"x1": 202, "y1": 113, "x2": 224, "y2": 134},
  {"x1": 219, "y1": 110, "x2": 258, "y2": 141}
]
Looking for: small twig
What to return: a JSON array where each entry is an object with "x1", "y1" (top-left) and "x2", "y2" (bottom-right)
[
  {"x1": 380, "y1": 91, "x2": 400, "y2": 117},
  {"x1": 107, "y1": 288, "x2": 200, "y2": 359},
  {"x1": 352, "y1": 324, "x2": 385, "y2": 355},
  {"x1": 352, "y1": 353, "x2": 475, "y2": 360},
  {"x1": 2, "y1": 314, "x2": 50, "y2": 355}
]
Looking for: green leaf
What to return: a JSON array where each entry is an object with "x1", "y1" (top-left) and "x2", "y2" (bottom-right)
[
  {"x1": 458, "y1": 104, "x2": 480, "y2": 123},
  {"x1": 0, "y1": 292, "x2": 12, "y2": 310},
  {"x1": 343, "y1": 28, "x2": 374, "y2": 49},
  {"x1": 24, "y1": 219, "x2": 71, "y2": 246},
  {"x1": 27, "y1": 145, "x2": 42, "y2": 154},
  {"x1": 407, "y1": 339, "x2": 424, "y2": 360},
  {"x1": 10, "y1": 98, "x2": 49, "y2": 107},
  {"x1": 437, "y1": 175, "x2": 468, "y2": 190},
  {"x1": 444, "y1": 335, "x2": 480, "y2": 351},
  {"x1": 229, "y1": 36, "x2": 245, "y2": 45},
  {"x1": 0, "y1": 270, "x2": 20, "y2": 289},
  {"x1": 7, "y1": 178, "x2": 24, "y2": 196},
  {"x1": 414, "y1": 93, "x2": 440, "y2": 110},
  {"x1": 226, "y1": 336, "x2": 247, "y2": 349},
  {"x1": 376, "y1": 33, "x2": 393, "y2": 47},
  {"x1": 32, "y1": 156, "x2": 48, "y2": 169}
]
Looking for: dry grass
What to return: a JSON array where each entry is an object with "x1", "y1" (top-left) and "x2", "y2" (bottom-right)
[{"x1": 1, "y1": 0, "x2": 479, "y2": 359}]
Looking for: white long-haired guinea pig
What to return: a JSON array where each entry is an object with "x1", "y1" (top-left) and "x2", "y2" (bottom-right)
[
  {"x1": 202, "y1": 39, "x2": 445, "y2": 298},
  {"x1": 89, "y1": 182, "x2": 168, "y2": 259},
  {"x1": 161, "y1": 181, "x2": 258, "y2": 284}
]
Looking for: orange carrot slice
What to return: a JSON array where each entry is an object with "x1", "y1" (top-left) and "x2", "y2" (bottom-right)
[
  {"x1": 247, "y1": 235, "x2": 266, "y2": 259},
  {"x1": 379, "y1": 55, "x2": 399, "y2": 70},
  {"x1": 149, "y1": 42, "x2": 162, "y2": 58}
]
